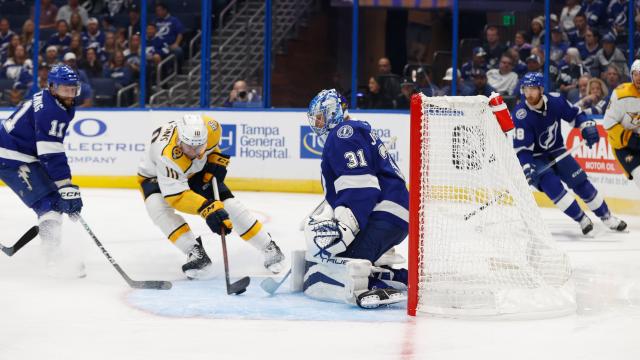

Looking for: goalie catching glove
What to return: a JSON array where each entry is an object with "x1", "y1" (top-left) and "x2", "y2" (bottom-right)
[
  {"x1": 202, "y1": 152, "x2": 230, "y2": 183},
  {"x1": 199, "y1": 200, "x2": 233, "y2": 235},
  {"x1": 304, "y1": 206, "x2": 358, "y2": 261}
]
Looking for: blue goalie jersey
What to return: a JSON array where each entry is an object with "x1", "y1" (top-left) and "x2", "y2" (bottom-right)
[
  {"x1": 321, "y1": 120, "x2": 409, "y2": 231},
  {"x1": 512, "y1": 93, "x2": 588, "y2": 166},
  {"x1": 0, "y1": 90, "x2": 75, "y2": 182}
]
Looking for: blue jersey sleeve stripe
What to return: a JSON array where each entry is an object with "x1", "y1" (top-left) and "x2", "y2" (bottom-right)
[
  {"x1": 372, "y1": 200, "x2": 409, "y2": 223},
  {"x1": 0, "y1": 146, "x2": 38, "y2": 162},
  {"x1": 334, "y1": 174, "x2": 380, "y2": 193},
  {"x1": 36, "y1": 141, "x2": 65, "y2": 155}
]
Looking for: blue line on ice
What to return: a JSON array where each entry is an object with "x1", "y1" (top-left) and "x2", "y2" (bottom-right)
[{"x1": 127, "y1": 279, "x2": 408, "y2": 322}]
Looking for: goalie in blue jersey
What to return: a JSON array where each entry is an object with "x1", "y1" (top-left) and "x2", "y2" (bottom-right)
[
  {"x1": 0, "y1": 64, "x2": 84, "y2": 276},
  {"x1": 512, "y1": 72, "x2": 627, "y2": 235},
  {"x1": 301, "y1": 89, "x2": 409, "y2": 309}
]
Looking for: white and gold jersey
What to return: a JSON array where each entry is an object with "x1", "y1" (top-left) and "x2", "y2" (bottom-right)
[
  {"x1": 603, "y1": 83, "x2": 640, "y2": 149},
  {"x1": 137, "y1": 115, "x2": 223, "y2": 214}
]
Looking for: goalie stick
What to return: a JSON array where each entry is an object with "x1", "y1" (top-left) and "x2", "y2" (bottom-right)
[
  {"x1": 0, "y1": 226, "x2": 39, "y2": 256},
  {"x1": 464, "y1": 139, "x2": 587, "y2": 221},
  {"x1": 212, "y1": 178, "x2": 251, "y2": 295},
  {"x1": 77, "y1": 216, "x2": 172, "y2": 290},
  {"x1": 260, "y1": 268, "x2": 291, "y2": 295}
]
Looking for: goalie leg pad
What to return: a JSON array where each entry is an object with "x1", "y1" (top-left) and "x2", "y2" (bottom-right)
[
  {"x1": 144, "y1": 193, "x2": 196, "y2": 253},
  {"x1": 223, "y1": 197, "x2": 270, "y2": 250},
  {"x1": 303, "y1": 258, "x2": 372, "y2": 304}
]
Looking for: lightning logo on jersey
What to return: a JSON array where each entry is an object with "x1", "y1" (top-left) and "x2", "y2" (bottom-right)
[{"x1": 17, "y1": 165, "x2": 32, "y2": 191}]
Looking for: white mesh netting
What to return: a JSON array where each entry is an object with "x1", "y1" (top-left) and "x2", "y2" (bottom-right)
[{"x1": 413, "y1": 94, "x2": 576, "y2": 318}]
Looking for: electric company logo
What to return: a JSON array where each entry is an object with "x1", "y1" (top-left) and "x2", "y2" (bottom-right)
[
  {"x1": 300, "y1": 126, "x2": 324, "y2": 159},
  {"x1": 566, "y1": 125, "x2": 623, "y2": 175},
  {"x1": 219, "y1": 124, "x2": 237, "y2": 156}
]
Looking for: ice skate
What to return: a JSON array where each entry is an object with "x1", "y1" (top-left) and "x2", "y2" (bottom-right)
[
  {"x1": 579, "y1": 215, "x2": 594, "y2": 236},
  {"x1": 356, "y1": 288, "x2": 406, "y2": 309},
  {"x1": 182, "y1": 237, "x2": 213, "y2": 280},
  {"x1": 602, "y1": 215, "x2": 628, "y2": 232},
  {"x1": 263, "y1": 239, "x2": 285, "y2": 274},
  {"x1": 42, "y1": 239, "x2": 86, "y2": 279}
]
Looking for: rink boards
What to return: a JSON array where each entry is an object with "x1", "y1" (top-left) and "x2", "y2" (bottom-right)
[{"x1": 0, "y1": 109, "x2": 639, "y2": 214}]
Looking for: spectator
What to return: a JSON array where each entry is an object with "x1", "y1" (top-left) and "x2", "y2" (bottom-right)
[
  {"x1": 1, "y1": 45, "x2": 32, "y2": 82},
  {"x1": 362, "y1": 76, "x2": 394, "y2": 109},
  {"x1": 1, "y1": 35, "x2": 20, "y2": 65},
  {"x1": 574, "y1": 77, "x2": 608, "y2": 115},
  {"x1": 438, "y1": 67, "x2": 473, "y2": 96},
  {"x1": 63, "y1": 52, "x2": 89, "y2": 84},
  {"x1": 126, "y1": 5, "x2": 141, "y2": 39},
  {"x1": 0, "y1": 18, "x2": 15, "y2": 61},
  {"x1": 606, "y1": 0, "x2": 627, "y2": 30},
  {"x1": 32, "y1": 0, "x2": 59, "y2": 29},
  {"x1": 603, "y1": 64, "x2": 622, "y2": 91},
  {"x1": 529, "y1": 16, "x2": 544, "y2": 48},
  {"x1": 483, "y1": 25, "x2": 508, "y2": 69},
  {"x1": 82, "y1": 17, "x2": 105, "y2": 49},
  {"x1": 65, "y1": 33, "x2": 84, "y2": 61},
  {"x1": 507, "y1": 47, "x2": 528, "y2": 77},
  {"x1": 583, "y1": 0, "x2": 606, "y2": 29},
  {"x1": 46, "y1": 20, "x2": 72, "y2": 53},
  {"x1": 567, "y1": 13, "x2": 588, "y2": 47},
  {"x1": 560, "y1": 0, "x2": 582, "y2": 32},
  {"x1": 223, "y1": 80, "x2": 262, "y2": 107},
  {"x1": 577, "y1": 28, "x2": 600, "y2": 68},
  {"x1": 487, "y1": 55, "x2": 519, "y2": 95},
  {"x1": 20, "y1": 20, "x2": 35, "y2": 56},
  {"x1": 567, "y1": 74, "x2": 592, "y2": 103},
  {"x1": 44, "y1": 46, "x2": 60, "y2": 67},
  {"x1": 154, "y1": 3, "x2": 185, "y2": 64},
  {"x1": 394, "y1": 78, "x2": 415, "y2": 109},
  {"x1": 123, "y1": 33, "x2": 141, "y2": 76},
  {"x1": 23, "y1": 63, "x2": 50, "y2": 99},
  {"x1": 470, "y1": 68, "x2": 496, "y2": 97},
  {"x1": 414, "y1": 67, "x2": 439, "y2": 97},
  {"x1": 525, "y1": 54, "x2": 543, "y2": 74},
  {"x1": 78, "y1": 47, "x2": 103, "y2": 78},
  {"x1": 56, "y1": 0, "x2": 89, "y2": 27},
  {"x1": 68, "y1": 12, "x2": 83, "y2": 35},
  {"x1": 531, "y1": 47, "x2": 559, "y2": 84},
  {"x1": 377, "y1": 57, "x2": 401, "y2": 102},
  {"x1": 593, "y1": 33, "x2": 628, "y2": 78},
  {"x1": 75, "y1": 81, "x2": 93, "y2": 108},
  {"x1": 145, "y1": 24, "x2": 170, "y2": 66},
  {"x1": 557, "y1": 47, "x2": 588, "y2": 96},
  {"x1": 103, "y1": 50, "x2": 133, "y2": 90},
  {"x1": 100, "y1": 31, "x2": 117, "y2": 64},
  {"x1": 550, "y1": 26, "x2": 569, "y2": 63},
  {"x1": 461, "y1": 47, "x2": 488, "y2": 80},
  {"x1": 101, "y1": 16, "x2": 117, "y2": 34},
  {"x1": 115, "y1": 28, "x2": 128, "y2": 52},
  {"x1": 511, "y1": 30, "x2": 532, "y2": 61}
]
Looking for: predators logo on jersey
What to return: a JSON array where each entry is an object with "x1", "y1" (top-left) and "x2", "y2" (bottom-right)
[{"x1": 172, "y1": 146, "x2": 183, "y2": 159}]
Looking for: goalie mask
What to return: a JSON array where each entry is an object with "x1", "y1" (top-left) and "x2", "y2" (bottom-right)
[
  {"x1": 176, "y1": 114, "x2": 208, "y2": 159},
  {"x1": 307, "y1": 89, "x2": 346, "y2": 137}
]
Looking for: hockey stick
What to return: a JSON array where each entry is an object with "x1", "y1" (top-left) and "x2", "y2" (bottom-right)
[
  {"x1": 537, "y1": 139, "x2": 587, "y2": 173},
  {"x1": 0, "y1": 226, "x2": 39, "y2": 256},
  {"x1": 77, "y1": 216, "x2": 172, "y2": 290},
  {"x1": 212, "y1": 178, "x2": 251, "y2": 295},
  {"x1": 260, "y1": 268, "x2": 291, "y2": 295}
]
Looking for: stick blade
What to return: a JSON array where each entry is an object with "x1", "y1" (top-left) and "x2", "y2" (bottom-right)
[
  {"x1": 2, "y1": 226, "x2": 39, "y2": 256},
  {"x1": 228, "y1": 276, "x2": 251, "y2": 295},
  {"x1": 130, "y1": 280, "x2": 173, "y2": 290}
]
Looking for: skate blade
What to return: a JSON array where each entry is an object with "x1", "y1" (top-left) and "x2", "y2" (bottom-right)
[
  {"x1": 184, "y1": 265, "x2": 215, "y2": 280},
  {"x1": 358, "y1": 293, "x2": 407, "y2": 309}
]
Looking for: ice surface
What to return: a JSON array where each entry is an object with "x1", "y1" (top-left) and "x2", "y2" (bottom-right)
[{"x1": 1, "y1": 188, "x2": 640, "y2": 360}]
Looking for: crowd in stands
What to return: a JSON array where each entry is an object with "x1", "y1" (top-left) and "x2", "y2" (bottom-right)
[
  {"x1": 0, "y1": 0, "x2": 187, "y2": 106},
  {"x1": 362, "y1": 0, "x2": 640, "y2": 115}
]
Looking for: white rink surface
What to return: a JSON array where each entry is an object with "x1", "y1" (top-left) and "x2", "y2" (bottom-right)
[{"x1": 1, "y1": 187, "x2": 640, "y2": 360}]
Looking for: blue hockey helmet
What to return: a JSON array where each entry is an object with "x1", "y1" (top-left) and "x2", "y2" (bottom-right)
[
  {"x1": 48, "y1": 64, "x2": 81, "y2": 97},
  {"x1": 521, "y1": 72, "x2": 544, "y2": 89},
  {"x1": 307, "y1": 89, "x2": 346, "y2": 136}
]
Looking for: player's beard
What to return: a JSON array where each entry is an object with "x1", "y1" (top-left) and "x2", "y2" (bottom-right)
[{"x1": 525, "y1": 93, "x2": 543, "y2": 109}]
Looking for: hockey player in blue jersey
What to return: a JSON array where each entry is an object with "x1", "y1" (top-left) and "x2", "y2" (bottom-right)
[
  {"x1": 513, "y1": 72, "x2": 627, "y2": 235},
  {"x1": 301, "y1": 89, "x2": 409, "y2": 309},
  {"x1": 0, "y1": 64, "x2": 84, "y2": 275}
]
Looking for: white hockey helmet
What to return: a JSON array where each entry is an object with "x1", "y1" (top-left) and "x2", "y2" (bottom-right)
[
  {"x1": 176, "y1": 114, "x2": 207, "y2": 147},
  {"x1": 631, "y1": 59, "x2": 640, "y2": 76}
]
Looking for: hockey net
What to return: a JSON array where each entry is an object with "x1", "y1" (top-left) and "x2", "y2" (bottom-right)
[{"x1": 407, "y1": 94, "x2": 576, "y2": 318}]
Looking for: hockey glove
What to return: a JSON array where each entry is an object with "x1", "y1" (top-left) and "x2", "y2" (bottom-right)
[
  {"x1": 305, "y1": 218, "x2": 355, "y2": 260},
  {"x1": 202, "y1": 152, "x2": 230, "y2": 183},
  {"x1": 580, "y1": 120, "x2": 600, "y2": 148},
  {"x1": 56, "y1": 185, "x2": 83, "y2": 218},
  {"x1": 522, "y1": 163, "x2": 541, "y2": 188},
  {"x1": 627, "y1": 132, "x2": 640, "y2": 151},
  {"x1": 199, "y1": 200, "x2": 233, "y2": 235}
]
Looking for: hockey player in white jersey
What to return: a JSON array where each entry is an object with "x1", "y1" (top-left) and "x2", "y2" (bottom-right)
[
  {"x1": 603, "y1": 59, "x2": 640, "y2": 189},
  {"x1": 137, "y1": 114, "x2": 285, "y2": 279}
]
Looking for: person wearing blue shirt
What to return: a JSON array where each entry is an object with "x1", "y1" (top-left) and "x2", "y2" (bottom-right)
[
  {"x1": 103, "y1": 51, "x2": 133, "y2": 89},
  {"x1": 461, "y1": 47, "x2": 488, "y2": 81},
  {"x1": 0, "y1": 18, "x2": 16, "y2": 61},
  {"x1": 45, "y1": 20, "x2": 72, "y2": 53},
  {"x1": 301, "y1": 89, "x2": 409, "y2": 309},
  {"x1": 582, "y1": 0, "x2": 606, "y2": 29},
  {"x1": 0, "y1": 64, "x2": 84, "y2": 276},
  {"x1": 154, "y1": 3, "x2": 184, "y2": 66},
  {"x1": 512, "y1": 72, "x2": 626, "y2": 235},
  {"x1": 81, "y1": 17, "x2": 106, "y2": 50}
]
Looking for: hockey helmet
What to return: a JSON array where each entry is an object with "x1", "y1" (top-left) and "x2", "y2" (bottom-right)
[
  {"x1": 307, "y1": 89, "x2": 346, "y2": 136},
  {"x1": 630, "y1": 59, "x2": 640, "y2": 76},
  {"x1": 176, "y1": 114, "x2": 208, "y2": 148},
  {"x1": 521, "y1": 72, "x2": 544, "y2": 88},
  {"x1": 47, "y1": 64, "x2": 80, "y2": 97}
]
